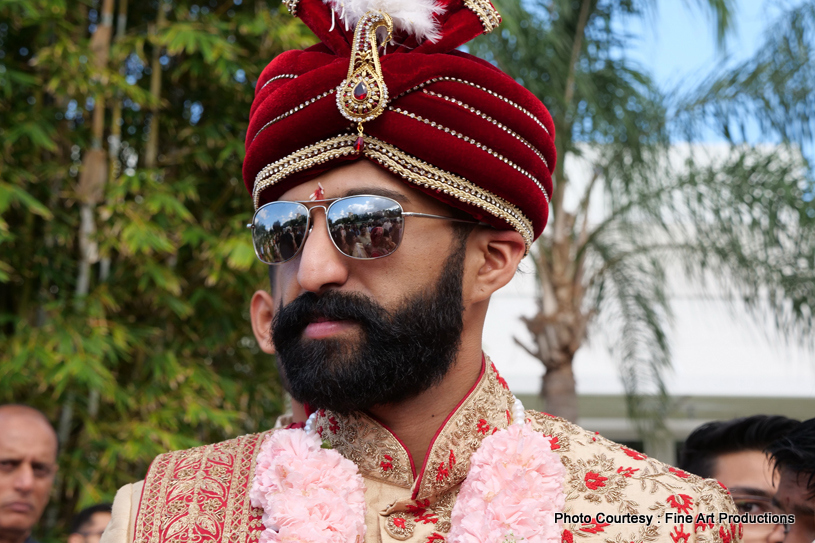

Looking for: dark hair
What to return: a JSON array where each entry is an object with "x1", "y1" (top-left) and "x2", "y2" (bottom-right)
[
  {"x1": 70, "y1": 503, "x2": 112, "y2": 534},
  {"x1": 767, "y1": 417, "x2": 815, "y2": 499},
  {"x1": 678, "y1": 415, "x2": 800, "y2": 479}
]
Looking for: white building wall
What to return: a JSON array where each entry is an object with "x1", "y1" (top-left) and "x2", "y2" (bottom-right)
[{"x1": 483, "y1": 144, "x2": 815, "y2": 400}]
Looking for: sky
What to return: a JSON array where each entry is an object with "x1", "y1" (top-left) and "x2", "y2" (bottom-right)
[{"x1": 625, "y1": 0, "x2": 793, "y2": 93}]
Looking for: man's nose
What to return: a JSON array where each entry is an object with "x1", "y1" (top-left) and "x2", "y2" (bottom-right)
[
  {"x1": 13, "y1": 463, "x2": 35, "y2": 492},
  {"x1": 296, "y1": 212, "x2": 349, "y2": 293}
]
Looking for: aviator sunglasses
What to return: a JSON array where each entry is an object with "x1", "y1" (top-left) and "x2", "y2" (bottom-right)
[{"x1": 248, "y1": 194, "x2": 483, "y2": 265}]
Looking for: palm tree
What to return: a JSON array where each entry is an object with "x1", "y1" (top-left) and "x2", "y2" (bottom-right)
[{"x1": 472, "y1": 0, "x2": 815, "y2": 429}]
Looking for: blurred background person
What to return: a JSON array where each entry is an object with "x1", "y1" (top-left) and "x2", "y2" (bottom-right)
[
  {"x1": 767, "y1": 418, "x2": 815, "y2": 543},
  {"x1": 679, "y1": 415, "x2": 800, "y2": 543},
  {"x1": 67, "y1": 505, "x2": 111, "y2": 543},
  {"x1": 0, "y1": 406, "x2": 58, "y2": 543}
]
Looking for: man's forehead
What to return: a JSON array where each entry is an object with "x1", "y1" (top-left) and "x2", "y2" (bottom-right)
[
  {"x1": 776, "y1": 470, "x2": 815, "y2": 508},
  {"x1": 277, "y1": 161, "x2": 433, "y2": 208},
  {"x1": 0, "y1": 414, "x2": 58, "y2": 460}
]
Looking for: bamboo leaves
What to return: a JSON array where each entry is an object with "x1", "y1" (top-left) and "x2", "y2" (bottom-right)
[{"x1": 0, "y1": 1, "x2": 313, "y2": 539}]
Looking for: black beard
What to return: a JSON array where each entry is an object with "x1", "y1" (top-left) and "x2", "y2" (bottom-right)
[{"x1": 271, "y1": 242, "x2": 467, "y2": 414}]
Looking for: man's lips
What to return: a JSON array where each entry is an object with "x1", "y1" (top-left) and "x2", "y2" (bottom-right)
[
  {"x1": 303, "y1": 318, "x2": 357, "y2": 339},
  {"x1": 3, "y1": 502, "x2": 34, "y2": 514}
]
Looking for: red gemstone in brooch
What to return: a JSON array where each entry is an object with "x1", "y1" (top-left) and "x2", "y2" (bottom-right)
[{"x1": 353, "y1": 80, "x2": 368, "y2": 101}]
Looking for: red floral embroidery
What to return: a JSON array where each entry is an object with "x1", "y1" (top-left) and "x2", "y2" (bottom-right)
[
  {"x1": 584, "y1": 471, "x2": 608, "y2": 490},
  {"x1": 669, "y1": 467, "x2": 690, "y2": 479},
  {"x1": 617, "y1": 466, "x2": 639, "y2": 478},
  {"x1": 328, "y1": 416, "x2": 339, "y2": 434},
  {"x1": 407, "y1": 499, "x2": 430, "y2": 515},
  {"x1": 667, "y1": 494, "x2": 694, "y2": 514},
  {"x1": 550, "y1": 436, "x2": 561, "y2": 450},
  {"x1": 506, "y1": 410, "x2": 511, "y2": 424},
  {"x1": 671, "y1": 525, "x2": 690, "y2": 543},
  {"x1": 719, "y1": 525, "x2": 732, "y2": 543},
  {"x1": 491, "y1": 363, "x2": 509, "y2": 389},
  {"x1": 317, "y1": 426, "x2": 324, "y2": 438},
  {"x1": 435, "y1": 461, "x2": 449, "y2": 482},
  {"x1": 580, "y1": 519, "x2": 611, "y2": 534},
  {"x1": 621, "y1": 447, "x2": 647, "y2": 460},
  {"x1": 415, "y1": 512, "x2": 439, "y2": 525},
  {"x1": 426, "y1": 533, "x2": 445, "y2": 542},
  {"x1": 476, "y1": 419, "x2": 490, "y2": 435},
  {"x1": 393, "y1": 517, "x2": 406, "y2": 529},
  {"x1": 694, "y1": 517, "x2": 714, "y2": 533},
  {"x1": 448, "y1": 449, "x2": 456, "y2": 468},
  {"x1": 380, "y1": 454, "x2": 393, "y2": 471},
  {"x1": 562, "y1": 529, "x2": 573, "y2": 543}
]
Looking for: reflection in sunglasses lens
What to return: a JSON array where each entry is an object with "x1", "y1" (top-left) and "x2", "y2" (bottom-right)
[
  {"x1": 251, "y1": 196, "x2": 405, "y2": 264},
  {"x1": 327, "y1": 196, "x2": 403, "y2": 259},
  {"x1": 252, "y1": 202, "x2": 310, "y2": 264}
]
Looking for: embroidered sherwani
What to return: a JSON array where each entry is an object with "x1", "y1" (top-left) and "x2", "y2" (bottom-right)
[{"x1": 102, "y1": 361, "x2": 741, "y2": 543}]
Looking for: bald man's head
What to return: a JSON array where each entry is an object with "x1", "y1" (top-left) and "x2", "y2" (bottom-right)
[{"x1": 0, "y1": 405, "x2": 58, "y2": 543}]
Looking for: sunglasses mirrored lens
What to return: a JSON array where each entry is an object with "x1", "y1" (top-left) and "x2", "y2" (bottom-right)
[
  {"x1": 252, "y1": 202, "x2": 309, "y2": 263},
  {"x1": 327, "y1": 196, "x2": 403, "y2": 259}
]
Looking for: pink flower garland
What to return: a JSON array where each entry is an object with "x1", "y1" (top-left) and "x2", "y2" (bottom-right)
[
  {"x1": 249, "y1": 429, "x2": 367, "y2": 543},
  {"x1": 447, "y1": 423, "x2": 566, "y2": 543},
  {"x1": 250, "y1": 422, "x2": 564, "y2": 543}
]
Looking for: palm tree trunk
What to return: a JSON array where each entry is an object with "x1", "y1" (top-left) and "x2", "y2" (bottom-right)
[
  {"x1": 541, "y1": 360, "x2": 578, "y2": 420},
  {"x1": 529, "y1": 0, "x2": 594, "y2": 422}
]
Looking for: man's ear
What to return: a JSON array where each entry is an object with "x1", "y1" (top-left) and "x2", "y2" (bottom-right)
[
  {"x1": 250, "y1": 290, "x2": 276, "y2": 354},
  {"x1": 468, "y1": 228, "x2": 526, "y2": 303}
]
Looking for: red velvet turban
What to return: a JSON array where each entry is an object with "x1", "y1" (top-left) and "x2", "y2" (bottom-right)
[{"x1": 243, "y1": 0, "x2": 556, "y2": 250}]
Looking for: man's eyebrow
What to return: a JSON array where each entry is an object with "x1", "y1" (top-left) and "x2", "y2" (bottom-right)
[
  {"x1": 729, "y1": 487, "x2": 774, "y2": 498},
  {"x1": 771, "y1": 496, "x2": 815, "y2": 516},
  {"x1": 340, "y1": 187, "x2": 411, "y2": 203}
]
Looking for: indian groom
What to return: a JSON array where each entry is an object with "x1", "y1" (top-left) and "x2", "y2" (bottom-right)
[{"x1": 101, "y1": 0, "x2": 740, "y2": 541}]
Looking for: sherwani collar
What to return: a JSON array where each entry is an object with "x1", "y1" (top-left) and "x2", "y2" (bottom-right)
[{"x1": 310, "y1": 355, "x2": 517, "y2": 505}]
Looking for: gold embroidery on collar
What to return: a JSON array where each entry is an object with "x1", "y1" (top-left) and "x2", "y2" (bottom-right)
[
  {"x1": 311, "y1": 359, "x2": 517, "y2": 505},
  {"x1": 413, "y1": 359, "x2": 516, "y2": 500},
  {"x1": 314, "y1": 410, "x2": 414, "y2": 488}
]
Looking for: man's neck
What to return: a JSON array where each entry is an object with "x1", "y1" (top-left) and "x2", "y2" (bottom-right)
[{"x1": 366, "y1": 339, "x2": 484, "y2": 471}]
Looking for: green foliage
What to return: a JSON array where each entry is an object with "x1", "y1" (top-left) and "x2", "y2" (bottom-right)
[{"x1": 0, "y1": 1, "x2": 315, "y2": 539}]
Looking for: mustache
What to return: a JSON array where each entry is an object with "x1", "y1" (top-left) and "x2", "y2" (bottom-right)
[{"x1": 272, "y1": 290, "x2": 389, "y2": 339}]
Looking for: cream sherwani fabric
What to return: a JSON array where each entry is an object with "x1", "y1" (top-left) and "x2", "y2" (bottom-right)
[{"x1": 101, "y1": 360, "x2": 741, "y2": 543}]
